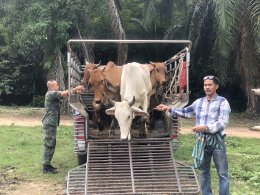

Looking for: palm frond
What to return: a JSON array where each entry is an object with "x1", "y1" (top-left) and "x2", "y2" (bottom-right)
[
  {"x1": 188, "y1": 0, "x2": 210, "y2": 42},
  {"x1": 211, "y1": 0, "x2": 238, "y2": 83},
  {"x1": 249, "y1": 0, "x2": 260, "y2": 55}
]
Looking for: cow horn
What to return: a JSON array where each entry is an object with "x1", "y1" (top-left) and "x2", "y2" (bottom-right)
[
  {"x1": 96, "y1": 60, "x2": 102, "y2": 67},
  {"x1": 149, "y1": 61, "x2": 156, "y2": 68},
  {"x1": 128, "y1": 96, "x2": 135, "y2": 107}
]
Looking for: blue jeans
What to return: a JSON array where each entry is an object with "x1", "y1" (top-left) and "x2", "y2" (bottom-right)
[{"x1": 200, "y1": 139, "x2": 229, "y2": 195}]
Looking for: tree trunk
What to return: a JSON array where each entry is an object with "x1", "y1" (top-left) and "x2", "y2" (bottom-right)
[
  {"x1": 237, "y1": 16, "x2": 260, "y2": 115},
  {"x1": 107, "y1": 0, "x2": 128, "y2": 65},
  {"x1": 77, "y1": 25, "x2": 94, "y2": 63}
]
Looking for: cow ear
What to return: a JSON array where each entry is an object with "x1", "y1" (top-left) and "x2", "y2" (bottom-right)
[
  {"x1": 132, "y1": 107, "x2": 149, "y2": 118},
  {"x1": 104, "y1": 79, "x2": 117, "y2": 93},
  {"x1": 148, "y1": 63, "x2": 155, "y2": 72},
  {"x1": 105, "y1": 107, "x2": 116, "y2": 116}
]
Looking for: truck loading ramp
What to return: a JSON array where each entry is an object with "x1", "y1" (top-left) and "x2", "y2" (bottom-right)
[{"x1": 67, "y1": 138, "x2": 200, "y2": 195}]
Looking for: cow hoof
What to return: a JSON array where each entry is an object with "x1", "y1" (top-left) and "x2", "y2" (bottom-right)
[
  {"x1": 139, "y1": 131, "x2": 147, "y2": 138},
  {"x1": 98, "y1": 124, "x2": 104, "y2": 131},
  {"x1": 109, "y1": 129, "x2": 116, "y2": 136}
]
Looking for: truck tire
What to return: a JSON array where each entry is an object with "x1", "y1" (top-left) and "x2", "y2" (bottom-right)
[{"x1": 77, "y1": 152, "x2": 87, "y2": 165}]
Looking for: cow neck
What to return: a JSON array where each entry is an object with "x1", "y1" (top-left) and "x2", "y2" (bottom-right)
[
  {"x1": 150, "y1": 70, "x2": 158, "y2": 96},
  {"x1": 150, "y1": 70, "x2": 158, "y2": 89}
]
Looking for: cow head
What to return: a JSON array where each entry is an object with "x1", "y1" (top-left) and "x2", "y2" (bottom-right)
[
  {"x1": 88, "y1": 67, "x2": 118, "y2": 110},
  {"x1": 149, "y1": 62, "x2": 167, "y2": 85},
  {"x1": 88, "y1": 69, "x2": 106, "y2": 110},
  {"x1": 105, "y1": 97, "x2": 148, "y2": 140},
  {"x1": 81, "y1": 62, "x2": 101, "y2": 85}
]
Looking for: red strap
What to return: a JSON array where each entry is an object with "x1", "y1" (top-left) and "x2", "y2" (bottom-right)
[{"x1": 179, "y1": 61, "x2": 187, "y2": 89}]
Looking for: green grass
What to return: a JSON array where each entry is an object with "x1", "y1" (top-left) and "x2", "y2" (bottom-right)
[
  {"x1": 0, "y1": 125, "x2": 78, "y2": 184},
  {"x1": 178, "y1": 112, "x2": 260, "y2": 128},
  {"x1": 175, "y1": 134, "x2": 260, "y2": 195},
  {"x1": 0, "y1": 106, "x2": 260, "y2": 194},
  {"x1": 0, "y1": 106, "x2": 44, "y2": 117},
  {"x1": 1, "y1": 125, "x2": 259, "y2": 194}
]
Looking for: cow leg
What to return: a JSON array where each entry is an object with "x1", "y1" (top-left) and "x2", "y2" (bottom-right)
[
  {"x1": 109, "y1": 116, "x2": 116, "y2": 136},
  {"x1": 142, "y1": 96, "x2": 150, "y2": 127},
  {"x1": 94, "y1": 111, "x2": 104, "y2": 131},
  {"x1": 139, "y1": 118, "x2": 148, "y2": 138},
  {"x1": 127, "y1": 131, "x2": 131, "y2": 140}
]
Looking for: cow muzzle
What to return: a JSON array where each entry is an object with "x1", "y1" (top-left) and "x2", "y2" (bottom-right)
[
  {"x1": 95, "y1": 100, "x2": 101, "y2": 104},
  {"x1": 160, "y1": 80, "x2": 167, "y2": 85},
  {"x1": 93, "y1": 102, "x2": 101, "y2": 110}
]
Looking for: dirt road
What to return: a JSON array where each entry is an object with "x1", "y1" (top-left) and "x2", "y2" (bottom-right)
[{"x1": 1, "y1": 115, "x2": 259, "y2": 138}]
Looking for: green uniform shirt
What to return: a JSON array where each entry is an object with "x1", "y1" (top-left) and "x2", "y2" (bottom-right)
[{"x1": 42, "y1": 91, "x2": 62, "y2": 126}]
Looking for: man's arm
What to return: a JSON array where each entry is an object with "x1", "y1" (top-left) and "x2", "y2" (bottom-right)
[
  {"x1": 60, "y1": 85, "x2": 85, "y2": 97},
  {"x1": 155, "y1": 102, "x2": 196, "y2": 118}
]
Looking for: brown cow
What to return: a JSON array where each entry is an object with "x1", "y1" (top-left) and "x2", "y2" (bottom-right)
[
  {"x1": 87, "y1": 61, "x2": 123, "y2": 132},
  {"x1": 81, "y1": 62, "x2": 101, "y2": 85},
  {"x1": 146, "y1": 62, "x2": 167, "y2": 94},
  {"x1": 145, "y1": 62, "x2": 167, "y2": 130}
]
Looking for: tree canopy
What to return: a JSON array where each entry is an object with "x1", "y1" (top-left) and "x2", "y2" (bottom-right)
[{"x1": 0, "y1": 0, "x2": 259, "y2": 113}]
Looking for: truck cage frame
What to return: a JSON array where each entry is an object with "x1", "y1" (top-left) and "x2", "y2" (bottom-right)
[{"x1": 66, "y1": 39, "x2": 200, "y2": 195}]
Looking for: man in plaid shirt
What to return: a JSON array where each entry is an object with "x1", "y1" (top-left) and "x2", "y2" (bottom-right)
[{"x1": 156, "y1": 75, "x2": 231, "y2": 195}]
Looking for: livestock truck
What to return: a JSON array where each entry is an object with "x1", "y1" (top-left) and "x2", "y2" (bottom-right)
[{"x1": 66, "y1": 39, "x2": 200, "y2": 195}]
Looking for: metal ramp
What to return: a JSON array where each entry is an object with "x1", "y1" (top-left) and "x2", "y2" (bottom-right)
[{"x1": 67, "y1": 139, "x2": 200, "y2": 194}]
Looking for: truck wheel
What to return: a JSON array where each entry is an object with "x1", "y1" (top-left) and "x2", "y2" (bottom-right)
[{"x1": 77, "y1": 153, "x2": 87, "y2": 165}]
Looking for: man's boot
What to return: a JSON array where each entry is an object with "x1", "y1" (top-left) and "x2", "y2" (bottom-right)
[{"x1": 43, "y1": 165, "x2": 58, "y2": 174}]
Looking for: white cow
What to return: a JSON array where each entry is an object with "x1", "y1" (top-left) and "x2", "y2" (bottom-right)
[
  {"x1": 105, "y1": 62, "x2": 152, "y2": 140},
  {"x1": 251, "y1": 88, "x2": 260, "y2": 96}
]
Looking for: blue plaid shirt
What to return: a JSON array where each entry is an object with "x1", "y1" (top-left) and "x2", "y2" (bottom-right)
[{"x1": 170, "y1": 94, "x2": 231, "y2": 135}]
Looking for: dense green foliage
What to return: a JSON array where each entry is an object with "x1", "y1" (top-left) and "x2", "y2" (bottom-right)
[{"x1": 0, "y1": 0, "x2": 259, "y2": 112}]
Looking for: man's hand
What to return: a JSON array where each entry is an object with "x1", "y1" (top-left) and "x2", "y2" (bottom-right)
[
  {"x1": 73, "y1": 85, "x2": 85, "y2": 94},
  {"x1": 155, "y1": 104, "x2": 171, "y2": 112},
  {"x1": 192, "y1": 125, "x2": 208, "y2": 133}
]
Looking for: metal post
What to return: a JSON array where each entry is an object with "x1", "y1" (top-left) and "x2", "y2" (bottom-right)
[{"x1": 186, "y1": 51, "x2": 190, "y2": 94}]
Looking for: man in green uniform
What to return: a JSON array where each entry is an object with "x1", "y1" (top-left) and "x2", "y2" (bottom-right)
[{"x1": 42, "y1": 80, "x2": 84, "y2": 174}]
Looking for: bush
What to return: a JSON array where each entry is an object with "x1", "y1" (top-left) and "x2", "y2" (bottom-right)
[{"x1": 32, "y1": 95, "x2": 44, "y2": 107}]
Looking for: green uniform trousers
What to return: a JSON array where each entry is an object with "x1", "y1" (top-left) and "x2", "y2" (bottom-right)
[{"x1": 42, "y1": 124, "x2": 57, "y2": 165}]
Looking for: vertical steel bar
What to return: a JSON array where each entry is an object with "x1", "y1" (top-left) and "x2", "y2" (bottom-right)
[
  {"x1": 186, "y1": 50, "x2": 190, "y2": 95},
  {"x1": 170, "y1": 141, "x2": 183, "y2": 194},
  {"x1": 85, "y1": 142, "x2": 90, "y2": 195},
  {"x1": 128, "y1": 142, "x2": 135, "y2": 193}
]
